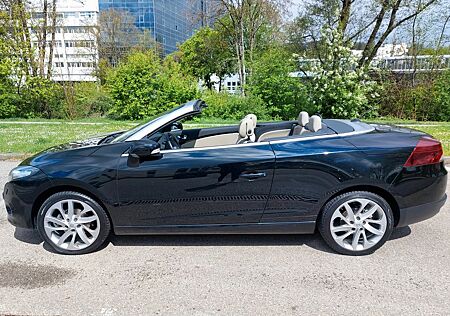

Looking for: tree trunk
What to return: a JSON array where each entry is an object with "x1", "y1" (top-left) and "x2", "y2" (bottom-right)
[
  {"x1": 17, "y1": 0, "x2": 37, "y2": 77},
  {"x1": 338, "y1": 0, "x2": 352, "y2": 34},
  {"x1": 38, "y1": 0, "x2": 48, "y2": 77},
  {"x1": 47, "y1": 0, "x2": 57, "y2": 80}
]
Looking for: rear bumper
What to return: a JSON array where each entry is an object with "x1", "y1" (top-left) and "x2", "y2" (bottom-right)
[{"x1": 397, "y1": 194, "x2": 447, "y2": 227}]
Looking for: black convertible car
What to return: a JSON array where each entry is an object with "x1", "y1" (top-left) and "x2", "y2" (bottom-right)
[{"x1": 4, "y1": 100, "x2": 447, "y2": 255}]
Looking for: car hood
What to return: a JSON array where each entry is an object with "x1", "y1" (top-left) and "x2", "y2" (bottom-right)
[{"x1": 20, "y1": 131, "x2": 125, "y2": 167}]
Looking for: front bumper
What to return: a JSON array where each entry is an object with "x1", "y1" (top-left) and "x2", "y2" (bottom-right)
[
  {"x1": 3, "y1": 170, "x2": 52, "y2": 229},
  {"x1": 397, "y1": 194, "x2": 447, "y2": 227}
]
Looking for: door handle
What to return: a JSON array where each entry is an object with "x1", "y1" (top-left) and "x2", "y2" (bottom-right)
[{"x1": 240, "y1": 172, "x2": 267, "y2": 180}]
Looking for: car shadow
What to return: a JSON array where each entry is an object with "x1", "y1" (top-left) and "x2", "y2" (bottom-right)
[
  {"x1": 110, "y1": 232, "x2": 337, "y2": 254},
  {"x1": 14, "y1": 226, "x2": 412, "y2": 255}
]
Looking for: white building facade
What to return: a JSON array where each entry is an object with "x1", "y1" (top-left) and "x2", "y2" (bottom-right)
[{"x1": 29, "y1": 0, "x2": 99, "y2": 82}]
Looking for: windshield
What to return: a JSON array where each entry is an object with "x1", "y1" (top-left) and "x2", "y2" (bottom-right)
[{"x1": 110, "y1": 104, "x2": 185, "y2": 143}]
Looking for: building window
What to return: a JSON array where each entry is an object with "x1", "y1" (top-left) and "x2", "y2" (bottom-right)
[
  {"x1": 80, "y1": 12, "x2": 95, "y2": 18},
  {"x1": 64, "y1": 12, "x2": 77, "y2": 18}
]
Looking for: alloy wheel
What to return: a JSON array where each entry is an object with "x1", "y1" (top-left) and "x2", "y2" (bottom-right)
[
  {"x1": 329, "y1": 198, "x2": 388, "y2": 251},
  {"x1": 43, "y1": 199, "x2": 100, "y2": 251}
]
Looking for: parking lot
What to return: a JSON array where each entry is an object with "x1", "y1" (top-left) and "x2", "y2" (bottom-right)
[{"x1": 0, "y1": 160, "x2": 449, "y2": 315}]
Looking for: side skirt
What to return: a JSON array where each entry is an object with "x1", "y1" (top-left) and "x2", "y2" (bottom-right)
[{"x1": 114, "y1": 221, "x2": 316, "y2": 235}]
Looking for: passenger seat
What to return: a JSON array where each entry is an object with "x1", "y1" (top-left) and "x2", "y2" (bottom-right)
[
  {"x1": 237, "y1": 117, "x2": 256, "y2": 144},
  {"x1": 306, "y1": 115, "x2": 322, "y2": 132}
]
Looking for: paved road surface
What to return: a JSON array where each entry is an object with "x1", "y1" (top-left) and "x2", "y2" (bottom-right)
[{"x1": 0, "y1": 161, "x2": 448, "y2": 315}]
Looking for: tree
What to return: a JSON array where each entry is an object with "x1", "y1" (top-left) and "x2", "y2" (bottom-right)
[
  {"x1": 290, "y1": 0, "x2": 441, "y2": 68},
  {"x1": 249, "y1": 47, "x2": 309, "y2": 119},
  {"x1": 97, "y1": 8, "x2": 151, "y2": 67},
  {"x1": 211, "y1": 0, "x2": 285, "y2": 95},
  {"x1": 308, "y1": 28, "x2": 379, "y2": 119},
  {"x1": 178, "y1": 26, "x2": 234, "y2": 90}
]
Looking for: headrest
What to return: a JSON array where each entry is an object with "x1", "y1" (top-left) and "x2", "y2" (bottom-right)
[
  {"x1": 298, "y1": 111, "x2": 309, "y2": 127},
  {"x1": 307, "y1": 115, "x2": 322, "y2": 132},
  {"x1": 245, "y1": 114, "x2": 257, "y2": 128},
  {"x1": 239, "y1": 117, "x2": 255, "y2": 138}
]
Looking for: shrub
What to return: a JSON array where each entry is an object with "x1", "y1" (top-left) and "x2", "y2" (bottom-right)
[
  {"x1": 249, "y1": 47, "x2": 311, "y2": 120},
  {"x1": 20, "y1": 77, "x2": 65, "y2": 118},
  {"x1": 0, "y1": 78, "x2": 19, "y2": 118},
  {"x1": 201, "y1": 91, "x2": 269, "y2": 121},
  {"x1": 434, "y1": 70, "x2": 450, "y2": 121},
  {"x1": 107, "y1": 50, "x2": 198, "y2": 120},
  {"x1": 379, "y1": 72, "x2": 450, "y2": 122},
  {"x1": 62, "y1": 82, "x2": 112, "y2": 119}
]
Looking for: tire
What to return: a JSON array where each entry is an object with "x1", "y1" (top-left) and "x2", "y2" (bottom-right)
[
  {"x1": 37, "y1": 191, "x2": 111, "y2": 255},
  {"x1": 318, "y1": 191, "x2": 394, "y2": 256}
]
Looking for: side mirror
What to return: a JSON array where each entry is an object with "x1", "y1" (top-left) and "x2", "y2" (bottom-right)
[{"x1": 129, "y1": 141, "x2": 161, "y2": 159}]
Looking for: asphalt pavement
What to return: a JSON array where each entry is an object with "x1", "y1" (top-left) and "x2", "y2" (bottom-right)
[{"x1": 0, "y1": 160, "x2": 449, "y2": 315}]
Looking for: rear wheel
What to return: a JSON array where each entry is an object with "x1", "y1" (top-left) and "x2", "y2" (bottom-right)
[
  {"x1": 318, "y1": 191, "x2": 394, "y2": 256},
  {"x1": 37, "y1": 191, "x2": 111, "y2": 255}
]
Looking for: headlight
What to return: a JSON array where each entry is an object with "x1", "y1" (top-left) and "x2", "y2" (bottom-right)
[{"x1": 8, "y1": 166, "x2": 40, "y2": 182}]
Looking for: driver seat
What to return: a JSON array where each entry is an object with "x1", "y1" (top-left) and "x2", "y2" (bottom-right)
[
  {"x1": 292, "y1": 111, "x2": 309, "y2": 135},
  {"x1": 237, "y1": 117, "x2": 256, "y2": 144}
]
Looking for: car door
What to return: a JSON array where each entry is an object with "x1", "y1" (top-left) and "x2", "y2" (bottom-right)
[
  {"x1": 263, "y1": 137, "x2": 361, "y2": 224},
  {"x1": 115, "y1": 142, "x2": 275, "y2": 227}
]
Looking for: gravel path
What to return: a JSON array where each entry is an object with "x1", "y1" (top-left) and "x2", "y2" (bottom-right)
[{"x1": 0, "y1": 161, "x2": 449, "y2": 315}]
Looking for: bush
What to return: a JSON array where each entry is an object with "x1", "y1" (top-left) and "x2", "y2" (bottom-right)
[
  {"x1": 434, "y1": 70, "x2": 450, "y2": 121},
  {"x1": 201, "y1": 91, "x2": 269, "y2": 121},
  {"x1": 249, "y1": 47, "x2": 310, "y2": 120},
  {"x1": 0, "y1": 78, "x2": 19, "y2": 118},
  {"x1": 107, "y1": 50, "x2": 198, "y2": 120},
  {"x1": 379, "y1": 72, "x2": 450, "y2": 122},
  {"x1": 62, "y1": 82, "x2": 112, "y2": 119},
  {"x1": 20, "y1": 77, "x2": 65, "y2": 118}
]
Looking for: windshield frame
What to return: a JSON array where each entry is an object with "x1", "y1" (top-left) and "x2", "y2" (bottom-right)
[{"x1": 111, "y1": 100, "x2": 205, "y2": 143}]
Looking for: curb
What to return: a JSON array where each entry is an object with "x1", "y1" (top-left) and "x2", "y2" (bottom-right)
[{"x1": 0, "y1": 153, "x2": 29, "y2": 161}]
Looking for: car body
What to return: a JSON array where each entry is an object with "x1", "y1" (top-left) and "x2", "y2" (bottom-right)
[{"x1": 3, "y1": 100, "x2": 447, "y2": 255}]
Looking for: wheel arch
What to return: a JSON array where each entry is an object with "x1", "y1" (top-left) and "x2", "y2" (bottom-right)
[
  {"x1": 31, "y1": 184, "x2": 113, "y2": 230},
  {"x1": 317, "y1": 185, "x2": 400, "y2": 227}
]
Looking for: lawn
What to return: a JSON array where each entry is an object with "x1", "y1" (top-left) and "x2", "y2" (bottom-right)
[{"x1": 0, "y1": 117, "x2": 449, "y2": 156}]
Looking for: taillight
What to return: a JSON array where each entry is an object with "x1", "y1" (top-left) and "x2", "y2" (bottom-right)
[{"x1": 404, "y1": 137, "x2": 443, "y2": 167}]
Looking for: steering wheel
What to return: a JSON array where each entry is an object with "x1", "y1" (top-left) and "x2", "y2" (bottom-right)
[{"x1": 160, "y1": 132, "x2": 180, "y2": 150}]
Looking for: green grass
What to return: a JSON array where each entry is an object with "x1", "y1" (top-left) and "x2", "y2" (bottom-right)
[{"x1": 0, "y1": 117, "x2": 449, "y2": 156}]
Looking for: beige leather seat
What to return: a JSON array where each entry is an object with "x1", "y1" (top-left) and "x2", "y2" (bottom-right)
[
  {"x1": 237, "y1": 117, "x2": 256, "y2": 144},
  {"x1": 306, "y1": 115, "x2": 322, "y2": 132},
  {"x1": 245, "y1": 114, "x2": 257, "y2": 128},
  {"x1": 292, "y1": 111, "x2": 310, "y2": 135}
]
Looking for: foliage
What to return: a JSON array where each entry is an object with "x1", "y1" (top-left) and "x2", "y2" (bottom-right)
[
  {"x1": 308, "y1": 28, "x2": 379, "y2": 119},
  {"x1": 177, "y1": 26, "x2": 234, "y2": 89},
  {"x1": 248, "y1": 47, "x2": 310, "y2": 120},
  {"x1": 62, "y1": 82, "x2": 113, "y2": 119},
  {"x1": 201, "y1": 91, "x2": 268, "y2": 121},
  {"x1": 434, "y1": 71, "x2": 450, "y2": 121},
  {"x1": 20, "y1": 77, "x2": 65, "y2": 119},
  {"x1": 379, "y1": 71, "x2": 450, "y2": 121},
  {"x1": 106, "y1": 50, "x2": 198, "y2": 120}
]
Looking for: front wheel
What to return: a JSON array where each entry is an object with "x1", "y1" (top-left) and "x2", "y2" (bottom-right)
[
  {"x1": 318, "y1": 191, "x2": 394, "y2": 256},
  {"x1": 37, "y1": 191, "x2": 111, "y2": 255}
]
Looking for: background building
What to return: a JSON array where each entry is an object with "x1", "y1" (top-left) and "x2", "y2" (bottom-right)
[
  {"x1": 29, "y1": 0, "x2": 99, "y2": 82},
  {"x1": 98, "y1": 0, "x2": 204, "y2": 55}
]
